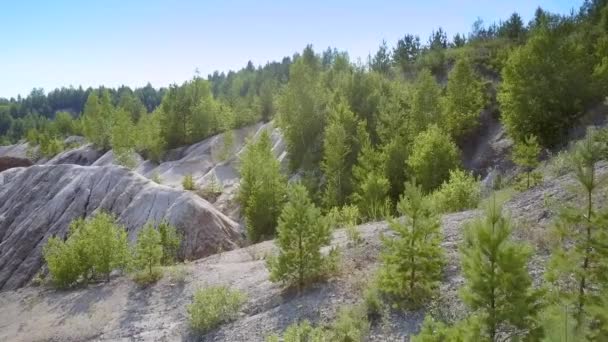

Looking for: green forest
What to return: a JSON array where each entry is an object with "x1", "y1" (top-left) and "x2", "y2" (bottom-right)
[{"x1": 6, "y1": 0, "x2": 608, "y2": 340}]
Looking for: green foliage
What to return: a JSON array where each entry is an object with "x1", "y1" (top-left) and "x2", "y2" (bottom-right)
[
  {"x1": 182, "y1": 174, "x2": 196, "y2": 190},
  {"x1": 326, "y1": 305, "x2": 370, "y2": 342},
  {"x1": 43, "y1": 212, "x2": 130, "y2": 288},
  {"x1": 460, "y1": 198, "x2": 542, "y2": 341},
  {"x1": 158, "y1": 221, "x2": 181, "y2": 265},
  {"x1": 512, "y1": 134, "x2": 542, "y2": 189},
  {"x1": 431, "y1": 169, "x2": 480, "y2": 213},
  {"x1": 266, "y1": 320, "x2": 326, "y2": 342},
  {"x1": 409, "y1": 69, "x2": 442, "y2": 133},
  {"x1": 111, "y1": 108, "x2": 137, "y2": 169},
  {"x1": 411, "y1": 315, "x2": 483, "y2": 342},
  {"x1": 239, "y1": 130, "x2": 287, "y2": 242},
  {"x1": 133, "y1": 223, "x2": 162, "y2": 280},
  {"x1": 441, "y1": 58, "x2": 485, "y2": 141},
  {"x1": 278, "y1": 52, "x2": 327, "y2": 171},
  {"x1": 135, "y1": 109, "x2": 165, "y2": 162},
  {"x1": 498, "y1": 25, "x2": 598, "y2": 146},
  {"x1": 378, "y1": 181, "x2": 444, "y2": 307},
  {"x1": 187, "y1": 286, "x2": 246, "y2": 333},
  {"x1": 83, "y1": 90, "x2": 114, "y2": 150},
  {"x1": 321, "y1": 99, "x2": 359, "y2": 209},
  {"x1": 546, "y1": 131, "x2": 608, "y2": 328},
  {"x1": 267, "y1": 184, "x2": 332, "y2": 289},
  {"x1": 407, "y1": 125, "x2": 461, "y2": 192}
]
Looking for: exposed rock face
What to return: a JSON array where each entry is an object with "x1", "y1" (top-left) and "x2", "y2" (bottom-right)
[
  {"x1": 0, "y1": 164, "x2": 241, "y2": 291},
  {"x1": 0, "y1": 156, "x2": 32, "y2": 172},
  {"x1": 47, "y1": 143, "x2": 104, "y2": 166}
]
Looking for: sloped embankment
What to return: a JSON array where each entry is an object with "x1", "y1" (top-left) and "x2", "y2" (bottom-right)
[{"x1": 0, "y1": 164, "x2": 241, "y2": 291}]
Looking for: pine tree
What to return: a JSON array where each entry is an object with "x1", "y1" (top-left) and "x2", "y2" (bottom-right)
[
  {"x1": 111, "y1": 108, "x2": 137, "y2": 169},
  {"x1": 321, "y1": 99, "x2": 358, "y2": 209},
  {"x1": 134, "y1": 223, "x2": 162, "y2": 276},
  {"x1": 158, "y1": 221, "x2": 181, "y2": 265},
  {"x1": 352, "y1": 125, "x2": 389, "y2": 220},
  {"x1": 410, "y1": 69, "x2": 442, "y2": 133},
  {"x1": 239, "y1": 130, "x2": 287, "y2": 242},
  {"x1": 267, "y1": 184, "x2": 331, "y2": 290},
  {"x1": 82, "y1": 90, "x2": 114, "y2": 150},
  {"x1": 442, "y1": 58, "x2": 485, "y2": 141},
  {"x1": 378, "y1": 181, "x2": 444, "y2": 306},
  {"x1": 546, "y1": 131, "x2": 608, "y2": 328},
  {"x1": 512, "y1": 134, "x2": 541, "y2": 189},
  {"x1": 460, "y1": 198, "x2": 542, "y2": 341},
  {"x1": 407, "y1": 125, "x2": 460, "y2": 192}
]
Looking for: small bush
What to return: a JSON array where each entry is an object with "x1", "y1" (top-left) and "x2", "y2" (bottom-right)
[
  {"x1": 133, "y1": 223, "x2": 163, "y2": 283},
  {"x1": 266, "y1": 320, "x2": 325, "y2": 342},
  {"x1": 182, "y1": 174, "x2": 196, "y2": 190},
  {"x1": 197, "y1": 177, "x2": 224, "y2": 202},
  {"x1": 166, "y1": 264, "x2": 189, "y2": 284},
  {"x1": 363, "y1": 280, "x2": 383, "y2": 320},
  {"x1": 431, "y1": 169, "x2": 480, "y2": 213},
  {"x1": 327, "y1": 305, "x2": 370, "y2": 342},
  {"x1": 151, "y1": 171, "x2": 162, "y2": 184},
  {"x1": 132, "y1": 267, "x2": 163, "y2": 286},
  {"x1": 187, "y1": 286, "x2": 246, "y2": 334}
]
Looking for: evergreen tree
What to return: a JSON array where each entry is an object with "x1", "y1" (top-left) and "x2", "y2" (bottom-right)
[
  {"x1": 407, "y1": 125, "x2": 460, "y2": 192},
  {"x1": 460, "y1": 198, "x2": 542, "y2": 341},
  {"x1": 410, "y1": 69, "x2": 442, "y2": 133},
  {"x1": 352, "y1": 126, "x2": 389, "y2": 220},
  {"x1": 512, "y1": 134, "x2": 541, "y2": 189},
  {"x1": 393, "y1": 34, "x2": 421, "y2": 73},
  {"x1": 370, "y1": 40, "x2": 392, "y2": 74},
  {"x1": 83, "y1": 90, "x2": 114, "y2": 150},
  {"x1": 321, "y1": 98, "x2": 358, "y2": 209},
  {"x1": 134, "y1": 223, "x2": 162, "y2": 276},
  {"x1": 239, "y1": 130, "x2": 287, "y2": 242},
  {"x1": 442, "y1": 58, "x2": 485, "y2": 141},
  {"x1": 158, "y1": 221, "x2": 181, "y2": 265},
  {"x1": 546, "y1": 131, "x2": 608, "y2": 328},
  {"x1": 111, "y1": 108, "x2": 137, "y2": 169},
  {"x1": 378, "y1": 181, "x2": 444, "y2": 306},
  {"x1": 278, "y1": 52, "x2": 327, "y2": 172},
  {"x1": 267, "y1": 184, "x2": 332, "y2": 290}
]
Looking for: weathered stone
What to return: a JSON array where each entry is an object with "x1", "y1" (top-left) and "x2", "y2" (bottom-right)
[
  {"x1": 0, "y1": 157, "x2": 32, "y2": 172},
  {"x1": 0, "y1": 164, "x2": 242, "y2": 291}
]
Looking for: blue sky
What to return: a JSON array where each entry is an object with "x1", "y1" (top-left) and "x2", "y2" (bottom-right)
[{"x1": 0, "y1": 0, "x2": 583, "y2": 98}]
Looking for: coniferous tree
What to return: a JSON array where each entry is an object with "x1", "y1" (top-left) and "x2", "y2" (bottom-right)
[
  {"x1": 239, "y1": 130, "x2": 287, "y2": 242},
  {"x1": 267, "y1": 184, "x2": 331, "y2": 290},
  {"x1": 158, "y1": 221, "x2": 181, "y2": 265},
  {"x1": 378, "y1": 181, "x2": 444, "y2": 306},
  {"x1": 442, "y1": 58, "x2": 485, "y2": 141},
  {"x1": 546, "y1": 131, "x2": 608, "y2": 329},
  {"x1": 407, "y1": 125, "x2": 460, "y2": 192},
  {"x1": 111, "y1": 108, "x2": 137, "y2": 169},
  {"x1": 410, "y1": 69, "x2": 442, "y2": 133},
  {"x1": 460, "y1": 198, "x2": 542, "y2": 341},
  {"x1": 512, "y1": 134, "x2": 541, "y2": 189},
  {"x1": 134, "y1": 223, "x2": 162, "y2": 276},
  {"x1": 321, "y1": 98, "x2": 358, "y2": 209}
]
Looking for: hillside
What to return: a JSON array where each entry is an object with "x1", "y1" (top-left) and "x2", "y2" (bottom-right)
[{"x1": 0, "y1": 160, "x2": 604, "y2": 341}]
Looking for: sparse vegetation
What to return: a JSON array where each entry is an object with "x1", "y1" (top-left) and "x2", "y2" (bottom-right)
[
  {"x1": 187, "y1": 286, "x2": 246, "y2": 334},
  {"x1": 182, "y1": 174, "x2": 196, "y2": 190},
  {"x1": 431, "y1": 169, "x2": 480, "y2": 213}
]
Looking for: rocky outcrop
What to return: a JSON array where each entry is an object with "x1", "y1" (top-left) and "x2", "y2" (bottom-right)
[
  {"x1": 47, "y1": 143, "x2": 104, "y2": 166},
  {"x1": 0, "y1": 164, "x2": 241, "y2": 291},
  {"x1": 0, "y1": 156, "x2": 32, "y2": 172}
]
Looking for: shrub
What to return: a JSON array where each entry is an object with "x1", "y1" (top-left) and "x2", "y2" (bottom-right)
[
  {"x1": 151, "y1": 171, "x2": 162, "y2": 184},
  {"x1": 363, "y1": 279, "x2": 384, "y2": 320},
  {"x1": 132, "y1": 268, "x2": 163, "y2": 286},
  {"x1": 432, "y1": 169, "x2": 480, "y2": 213},
  {"x1": 187, "y1": 286, "x2": 246, "y2": 333},
  {"x1": 326, "y1": 305, "x2": 370, "y2": 342},
  {"x1": 43, "y1": 213, "x2": 130, "y2": 288},
  {"x1": 512, "y1": 134, "x2": 541, "y2": 189},
  {"x1": 266, "y1": 320, "x2": 325, "y2": 342},
  {"x1": 182, "y1": 174, "x2": 196, "y2": 190}
]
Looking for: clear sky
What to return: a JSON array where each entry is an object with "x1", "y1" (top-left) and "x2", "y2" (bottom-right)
[{"x1": 0, "y1": 0, "x2": 583, "y2": 99}]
